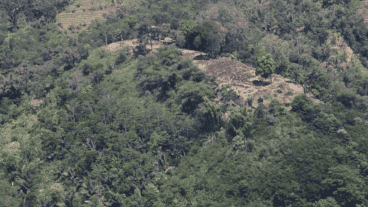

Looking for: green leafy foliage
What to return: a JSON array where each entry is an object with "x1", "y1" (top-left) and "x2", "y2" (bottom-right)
[
  {"x1": 291, "y1": 93, "x2": 314, "y2": 113},
  {"x1": 195, "y1": 2, "x2": 247, "y2": 53},
  {"x1": 321, "y1": 165, "x2": 367, "y2": 206},
  {"x1": 335, "y1": 87, "x2": 358, "y2": 109},
  {"x1": 256, "y1": 53, "x2": 277, "y2": 81},
  {"x1": 2, "y1": 0, "x2": 368, "y2": 206},
  {"x1": 179, "y1": 19, "x2": 198, "y2": 37},
  {"x1": 268, "y1": 99, "x2": 287, "y2": 116},
  {"x1": 196, "y1": 98, "x2": 226, "y2": 133},
  {"x1": 192, "y1": 20, "x2": 223, "y2": 58}
]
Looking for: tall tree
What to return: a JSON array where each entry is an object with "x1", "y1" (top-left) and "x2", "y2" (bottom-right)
[
  {"x1": 195, "y1": 1, "x2": 248, "y2": 54},
  {"x1": 321, "y1": 165, "x2": 367, "y2": 206},
  {"x1": 193, "y1": 20, "x2": 223, "y2": 58},
  {"x1": 256, "y1": 53, "x2": 276, "y2": 83},
  {"x1": 0, "y1": 0, "x2": 29, "y2": 32},
  {"x1": 134, "y1": 19, "x2": 155, "y2": 51}
]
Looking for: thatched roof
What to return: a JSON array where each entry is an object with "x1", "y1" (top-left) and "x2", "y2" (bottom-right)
[{"x1": 163, "y1": 37, "x2": 174, "y2": 43}]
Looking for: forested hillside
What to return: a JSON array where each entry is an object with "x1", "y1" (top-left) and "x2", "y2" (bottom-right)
[{"x1": 1, "y1": 0, "x2": 368, "y2": 206}]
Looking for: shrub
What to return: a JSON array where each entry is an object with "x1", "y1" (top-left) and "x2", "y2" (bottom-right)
[
  {"x1": 313, "y1": 112, "x2": 342, "y2": 135},
  {"x1": 133, "y1": 44, "x2": 150, "y2": 59},
  {"x1": 336, "y1": 128, "x2": 351, "y2": 143},
  {"x1": 68, "y1": 25, "x2": 75, "y2": 31},
  {"x1": 229, "y1": 108, "x2": 246, "y2": 129},
  {"x1": 90, "y1": 71, "x2": 104, "y2": 86},
  {"x1": 254, "y1": 103, "x2": 267, "y2": 119},
  {"x1": 353, "y1": 117, "x2": 363, "y2": 124},
  {"x1": 257, "y1": 97, "x2": 263, "y2": 103},
  {"x1": 105, "y1": 64, "x2": 114, "y2": 75},
  {"x1": 176, "y1": 33, "x2": 186, "y2": 48},
  {"x1": 95, "y1": 48, "x2": 107, "y2": 59},
  {"x1": 268, "y1": 99, "x2": 281, "y2": 115},
  {"x1": 179, "y1": 19, "x2": 198, "y2": 37},
  {"x1": 335, "y1": 87, "x2": 357, "y2": 109},
  {"x1": 290, "y1": 93, "x2": 314, "y2": 113},
  {"x1": 115, "y1": 46, "x2": 130, "y2": 65},
  {"x1": 267, "y1": 114, "x2": 277, "y2": 125},
  {"x1": 247, "y1": 95, "x2": 253, "y2": 106},
  {"x1": 82, "y1": 63, "x2": 91, "y2": 75}
]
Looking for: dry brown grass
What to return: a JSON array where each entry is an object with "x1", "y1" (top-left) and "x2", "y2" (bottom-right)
[
  {"x1": 321, "y1": 32, "x2": 368, "y2": 78},
  {"x1": 58, "y1": 0, "x2": 326, "y2": 116},
  {"x1": 357, "y1": 0, "x2": 368, "y2": 24},
  {"x1": 55, "y1": 0, "x2": 125, "y2": 37},
  {"x1": 104, "y1": 39, "x2": 322, "y2": 115}
]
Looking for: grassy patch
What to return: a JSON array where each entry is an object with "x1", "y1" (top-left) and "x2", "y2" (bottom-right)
[
  {"x1": 64, "y1": 0, "x2": 118, "y2": 13},
  {"x1": 263, "y1": 95, "x2": 273, "y2": 100}
]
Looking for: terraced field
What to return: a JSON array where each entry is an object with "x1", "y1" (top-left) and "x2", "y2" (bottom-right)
[
  {"x1": 358, "y1": 0, "x2": 368, "y2": 23},
  {"x1": 54, "y1": 0, "x2": 129, "y2": 36},
  {"x1": 103, "y1": 38, "x2": 322, "y2": 115},
  {"x1": 56, "y1": 0, "x2": 368, "y2": 114}
]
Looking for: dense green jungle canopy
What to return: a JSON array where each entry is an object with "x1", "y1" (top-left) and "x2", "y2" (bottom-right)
[{"x1": 1, "y1": 0, "x2": 368, "y2": 206}]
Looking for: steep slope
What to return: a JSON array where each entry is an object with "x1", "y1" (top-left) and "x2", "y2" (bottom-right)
[
  {"x1": 54, "y1": 0, "x2": 125, "y2": 36},
  {"x1": 104, "y1": 38, "x2": 322, "y2": 114},
  {"x1": 357, "y1": 0, "x2": 368, "y2": 23}
]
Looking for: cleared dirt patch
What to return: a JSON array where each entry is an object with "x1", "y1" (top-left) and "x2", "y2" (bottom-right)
[
  {"x1": 320, "y1": 32, "x2": 368, "y2": 79},
  {"x1": 103, "y1": 38, "x2": 170, "y2": 56},
  {"x1": 203, "y1": 57, "x2": 321, "y2": 111},
  {"x1": 357, "y1": 0, "x2": 368, "y2": 24},
  {"x1": 55, "y1": 1, "x2": 126, "y2": 36},
  {"x1": 106, "y1": 39, "x2": 322, "y2": 114}
]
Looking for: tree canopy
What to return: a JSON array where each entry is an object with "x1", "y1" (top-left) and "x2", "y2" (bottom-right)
[
  {"x1": 1, "y1": 0, "x2": 368, "y2": 206},
  {"x1": 256, "y1": 53, "x2": 277, "y2": 82}
]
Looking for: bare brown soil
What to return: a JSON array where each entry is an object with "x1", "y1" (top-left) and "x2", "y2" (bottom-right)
[
  {"x1": 56, "y1": 0, "x2": 324, "y2": 115},
  {"x1": 357, "y1": 0, "x2": 368, "y2": 24},
  {"x1": 105, "y1": 39, "x2": 322, "y2": 115},
  {"x1": 320, "y1": 31, "x2": 368, "y2": 82},
  {"x1": 55, "y1": 1, "x2": 125, "y2": 36}
]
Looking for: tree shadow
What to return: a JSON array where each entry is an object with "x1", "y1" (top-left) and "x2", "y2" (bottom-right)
[
  {"x1": 193, "y1": 54, "x2": 212, "y2": 60},
  {"x1": 133, "y1": 44, "x2": 151, "y2": 58},
  {"x1": 253, "y1": 80, "x2": 271, "y2": 86}
]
